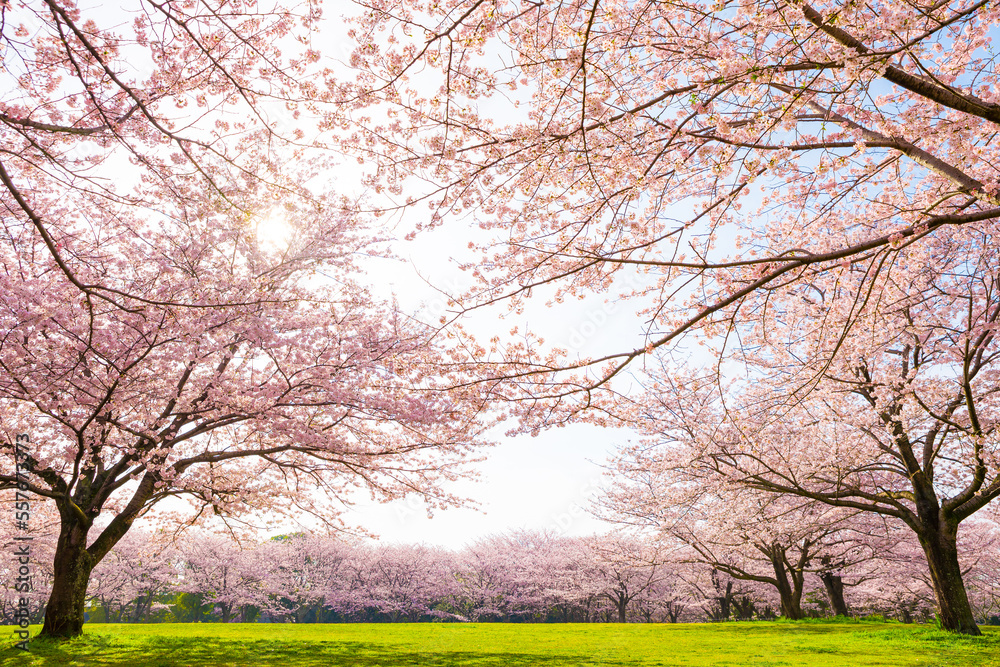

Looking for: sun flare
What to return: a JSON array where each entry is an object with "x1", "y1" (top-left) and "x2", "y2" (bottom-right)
[{"x1": 255, "y1": 210, "x2": 293, "y2": 251}]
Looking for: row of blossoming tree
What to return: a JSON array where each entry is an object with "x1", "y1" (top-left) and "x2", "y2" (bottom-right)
[{"x1": 4, "y1": 524, "x2": 998, "y2": 626}]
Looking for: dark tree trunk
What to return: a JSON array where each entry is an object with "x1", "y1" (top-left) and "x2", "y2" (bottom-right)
[
  {"x1": 40, "y1": 474, "x2": 153, "y2": 638},
  {"x1": 603, "y1": 587, "x2": 630, "y2": 623},
  {"x1": 41, "y1": 517, "x2": 96, "y2": 638},
  {"x1": 918, "y1": 525, "x2": 981, "y2": 636},
  {"x1": 883, "y1": 394, "x2": 989, "y2": 635},
  {"x1": 769, "y1": 549, "x2": 804, "y2": 620},
  {"x1": 714, "y1": 579, "x2": 733, "y2": 621},
  {"x1": 899, "y1": 604, "x2": 914, "y2": 624},
  {"x1": 708, "y1": 570, "x2": 734, "y2": 621},
  {"x1": 820, "y1": 571, "x2": 849, "y2": 617},
  {"x1": 131, "y1": 594, "x2": 148, "y2": 623},
  {"x1": 732, "y1": 595, "x2": 757, "y2": 621}
]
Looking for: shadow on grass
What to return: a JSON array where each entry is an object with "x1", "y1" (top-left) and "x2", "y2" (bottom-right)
[
  {"x1": 5, "y1": 624, "x2": 998, "y2": 667},
  {"x1": 2, "y1": 637, "x2": 636, "y2": 667}
]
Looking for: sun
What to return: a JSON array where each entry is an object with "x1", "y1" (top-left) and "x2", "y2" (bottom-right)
[{"x1": 255, "y1": 209, "x2": 293, "y2": 251}]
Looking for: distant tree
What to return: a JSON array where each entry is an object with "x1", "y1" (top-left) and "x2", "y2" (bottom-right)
[
  {"x1": 454, "y1": 532, "x2": 551, "y2": 621},
  {"x1": 611, "y1": 287, "x2": 1000, "y2": 635},
  {"x1": 88, "y1": 529, "x2": 177, "y2": 623},
  {"x1": 175, "y1": 534, "x2": 273, "y2": 623},
  {"x1": 962, "y1": 519, "x2": 1000, "y2": 624},
  {"x1": 264, "y1": 534, "x2": 356, "y2": 623},
  {"x1": 0, "y1": 491, "x2": 56, "y2": 625},
  {"x1": 586, "y1": 533, "x2": 668, "y2": 623},
  {"x1": 342, "y1": 543, "x2": 458, "y2": 622},
  {"x1": 599, "y1": 468, "x2": 877, "y2": 620}
]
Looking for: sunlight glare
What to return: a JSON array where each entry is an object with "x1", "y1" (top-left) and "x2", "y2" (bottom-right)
[{"x1": 256, "y1": 209, "x2": 293, "y2": 252}]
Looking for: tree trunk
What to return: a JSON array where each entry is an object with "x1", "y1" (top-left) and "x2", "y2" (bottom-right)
[
  {"x1": 918, "y1": 526, "x2": 981, "y2": 635},
  {"x1": 41, "y1": 517, "x2": 96, "y2": 638},
  {"x1": 715, "y1": 579, "x2": 733, "y2": 621},
  {"x1": 769, "y1": 549, "x2": 804, "y2": 620},
  {"x1": 820, "y1": 571, "x2": 849, "y2": 617},
  {"x1": 131, "y1": 594, "x2": 147, "y2": 623},
  {"x1": 899, "y1": 604, "x2": 914, "y2": 624},
  {"x1": 40, "y1": 475, "x2": 151, "y2": 638},
  {"x1": 707, "y1": 571, "x2": 734, "y2": 621},
  {"x1": 732, "y1": 595, "x2": 757, "y2": 621}
]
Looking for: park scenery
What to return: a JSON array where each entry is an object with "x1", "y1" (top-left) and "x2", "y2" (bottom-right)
[{"x1": 2, "y1": 0, "x2": 1000, "y2": 664}]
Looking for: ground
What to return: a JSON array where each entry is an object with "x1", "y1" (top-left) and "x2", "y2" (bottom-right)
[{"x1": 3, "y1": 622, "x2": 999, "y2": 666}]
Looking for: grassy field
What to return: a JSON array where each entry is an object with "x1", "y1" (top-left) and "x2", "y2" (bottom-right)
[{"x1": 2, "y1": 621, "x2": 999, "y2": 667}]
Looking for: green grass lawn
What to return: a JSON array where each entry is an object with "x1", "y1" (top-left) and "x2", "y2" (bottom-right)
[{"x1": 3, "y1": 622, "x2": 999, "y2": 667}]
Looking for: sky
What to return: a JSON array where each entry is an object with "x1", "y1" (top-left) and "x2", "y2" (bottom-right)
[
  {"x1": 344, "y1": 423, "x2": 618, "y2": 549},
  {"x1": 335, "y1": 225, "x2": 650, "y2": 549}
]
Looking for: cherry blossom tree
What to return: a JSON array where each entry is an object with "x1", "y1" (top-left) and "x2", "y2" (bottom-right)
[
  {"x1": 583, "y1": 165, "x2": 1000, "y2": 635},
  {"x1": 448, "y1": 531, "x2": 592, "y2": 621},
  {"x1": 0, "y1": 4, "x2": 494, "y2": 639},
  {"x1": 0, "y1": 0, "x2": 337, "y2": 308},
  {"x1": 679, "y1": 564, "x2": 773, "y2": 621},
  {"x1": 964, "y1": 520, "x2": 1000, "y2": 623},
  {"x1": 453, "y1": 532, "x2": 551, "y2": 621},
  {"x1": 0, "y1": 202, "x2": 492, "y2": 639},
  {"x1": 175, "y1": 533, "x2": 275, "y2": 623},
  {"x1": 343, "y1": 543, "x2": 459, "y2": 621},
  {"x1": 0, "y1": 490, "x2": 56, "y2": 625},
  {"x1": 630, "y1": 572, "x2": 692, "y2": 623},
  {"x1": 612, "y1": 297, "x2": 999, "y2": 633},
  {"x1": 533, "y1": 536, "x2": 601, "y2": 622},
  {"x1": 840, "y1": 526, "x2": 937, "y2": 622},
  {"x1": 334, "y1": 0, "x2": 1000, "y2": 423},
  {"x1": 586, "y1": 533, "x2": 668, "y2": 623},
  {"x1": 87, "y1": 529, "x2": 178, "y2": 623},
  {"x1": 598, "y1": 464, "x2": 877, "y2": 620},
  {"x1": 263, "y1": 533, "x2": 358, "y2": 623},
  {"x1": 0, "y1": 213, "x2": 492, "y2": 639}
]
